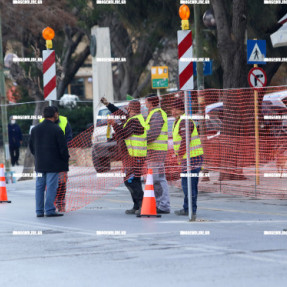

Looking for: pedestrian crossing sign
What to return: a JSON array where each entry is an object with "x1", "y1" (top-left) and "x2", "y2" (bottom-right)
[{"x1": 247, "y1": 40, "x2": 266, "y2": 65}]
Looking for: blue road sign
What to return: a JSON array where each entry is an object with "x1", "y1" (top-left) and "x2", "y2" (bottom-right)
[
  {"x1": 247, "y1": 40, "x2": 266, "y2": 65},
  {"x1": 193, "y1": 61, "x2": 212, "y2": 76}
]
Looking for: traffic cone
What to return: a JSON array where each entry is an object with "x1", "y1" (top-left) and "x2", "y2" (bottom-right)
[
  {"x1": 137, "y1": 169, "x2": 161, "y2": 218},
  {"x1": 0, "y1": 164, "x2": 11, "y2": 203}
]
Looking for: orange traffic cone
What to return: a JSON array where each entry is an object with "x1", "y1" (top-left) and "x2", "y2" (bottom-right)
[
  {"x1": 0, "y1": 164, "x2": 11, "y2": 203},
  {"x1": 137, "y1": 169, "x2": 161, "y2": 218}
]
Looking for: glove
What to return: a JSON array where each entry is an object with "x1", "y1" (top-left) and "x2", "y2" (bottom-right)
[{"x1": 101, "y1": 97, "x2": 109, "y2": 106}]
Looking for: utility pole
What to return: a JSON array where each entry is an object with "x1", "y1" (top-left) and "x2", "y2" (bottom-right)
[
  {"x1": 194, "y1": 5, "x2": 209, "y2": 181},
  {"x1": 0, "y1": 10, "x2": 11, "y2": 171},
  {"x1": 194, "y1": 5, "x2": 204, "y2": 91}
]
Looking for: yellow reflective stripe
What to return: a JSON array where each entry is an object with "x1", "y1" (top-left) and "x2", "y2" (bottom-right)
[{"x1": 152, "y1": 140, "x2": 168, "y2": 144}]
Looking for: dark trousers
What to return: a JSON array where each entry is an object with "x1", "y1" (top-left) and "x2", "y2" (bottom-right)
[
  {"x1": 124, "y1": 176, "x2": 143, "y2": 210},
  {"x1": 182, "y1": 167, "x2": 201, "y2": 214},
  {"x1": 9, "y1": 146, "x2": 19, "y2": 166}
]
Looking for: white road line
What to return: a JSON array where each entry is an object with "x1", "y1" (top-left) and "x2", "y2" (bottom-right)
[{"x1": 159, "y1": 220, "x2": 287, "y2": 224}]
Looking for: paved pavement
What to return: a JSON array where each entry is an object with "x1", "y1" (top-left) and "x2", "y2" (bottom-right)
[{"x1": 1, "y1": 177, "x2": 287, "y2": 287}]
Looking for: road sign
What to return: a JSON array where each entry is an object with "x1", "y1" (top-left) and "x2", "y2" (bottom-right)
[
  {"x1": 151, "y1": 66, "x2": 168, "y2": 89},
  {"x1": 177, "y1": 30, "x2": 193, "y2": 90},
  {"x1": 247, "y1": 40, "x2": 266, "y2": 65},
  {"x1": 43, "y1": 50, "x2": 57, "y2": 101},
  {"x1": 248, "y1": 67, "x2": 267, "y2": 89},
  {"x1": 193, "y1": 61, "x2": 212, "y2": 76}
]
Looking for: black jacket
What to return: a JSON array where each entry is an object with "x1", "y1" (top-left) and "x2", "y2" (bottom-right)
[
  {"x1": 8, "y1": 123, "x2": 22, "y2": 148},
  {"x1": 29, "y1": 120, "x2": 70, "y2": 173}
]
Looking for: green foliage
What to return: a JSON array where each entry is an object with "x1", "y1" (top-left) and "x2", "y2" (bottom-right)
[
  {"x1": 0, "y1": 103, "x2": 93, "y2": 143},
  {"x1": 58, "y1": 103, "x2": 93, "y2": 137}
]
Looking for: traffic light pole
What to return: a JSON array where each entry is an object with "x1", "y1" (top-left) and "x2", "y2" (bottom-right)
[{"x1": 0, "y1": 11, "x2": 11, "y2": 172}]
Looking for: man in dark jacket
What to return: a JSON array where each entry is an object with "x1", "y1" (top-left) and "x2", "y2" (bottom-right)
[
  {"x1": 29, "y1": 106, "x2": 70, "y2": 217},
  {"x1": 8, "y1": 117, "x2": 22, "y2": 166}
]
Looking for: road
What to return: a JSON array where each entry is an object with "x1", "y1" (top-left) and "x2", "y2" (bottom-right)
[{"x1": 0, "y1": 179, "x2": 287, "y2": 287}]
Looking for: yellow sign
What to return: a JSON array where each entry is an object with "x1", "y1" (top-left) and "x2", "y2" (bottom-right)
[{"x1": 151, "y1": 66, "x2": 169, "y2": 89}]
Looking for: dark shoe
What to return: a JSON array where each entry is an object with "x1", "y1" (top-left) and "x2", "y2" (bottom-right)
[
  {"x1": 135, "y1": 208, "x2": 141, "y2": 216},
  {"x1": 125, "y1": 208, "x2": 137, "y2": 214},
  {"x1": 46, "y1": 212, "x2": 64, "y2": 217},
  {"x1": 174, "y1": 209, "x2": 188, "y2": 216},
  {"x1": 157, "y1": 208, "x2": 170, "y2": 214},
  {"x1": 191, "y1": 214, "x2": 197, "y2": 221},
  {"x1": 36, "y1": 214, "x2": 44, "y2": 218}
]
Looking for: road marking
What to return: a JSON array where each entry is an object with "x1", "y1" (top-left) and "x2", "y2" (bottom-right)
[{"x1": 159, "y1": 220, "x2": 287, "y2": 224}]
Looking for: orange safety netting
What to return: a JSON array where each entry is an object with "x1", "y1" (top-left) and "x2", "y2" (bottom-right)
[{"x1": 63, "y1": 86, "x2": 287, "y2": 212}]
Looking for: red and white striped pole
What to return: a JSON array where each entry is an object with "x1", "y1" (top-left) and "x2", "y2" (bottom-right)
[
  {"x1": 178, "y1": 30, "x2": 193, "y2": 90},
  {"x1": 43, "y1": 50, "x2": 56, "y2": 101},
  {"x1": 42, "y1": 27, "x2": 56, "y2": 102},
  {"x1": 178, "y1": 4, "x2": 193, "y2": 91},
  {"x1": 178, "y1": 5, "x2": 193, "y2": 221}
]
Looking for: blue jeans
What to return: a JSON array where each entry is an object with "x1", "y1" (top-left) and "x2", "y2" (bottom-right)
[
  {"x1": 181, "y1": 167, "x2": 202, "y2": 214},
  {"x1": 36, "y1": 172, "x2": 59, "y2": 215}
]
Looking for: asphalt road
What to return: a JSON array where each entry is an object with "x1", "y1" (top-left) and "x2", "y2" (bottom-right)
[{"x1": 1, "y1": 179, "x2": 287, "y2": 287}]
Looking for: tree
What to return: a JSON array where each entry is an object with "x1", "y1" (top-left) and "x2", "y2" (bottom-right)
[
  {"x1": 210, "y1": 0, "x2": 287, "y2": 180},
  {"x1": 68, "y1": 0, "x2": 180, "y2": 100}
]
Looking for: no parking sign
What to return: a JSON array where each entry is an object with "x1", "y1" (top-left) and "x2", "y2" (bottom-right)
[{"x1": 248, "y1": 67, "x2": 267, "y2": 89}]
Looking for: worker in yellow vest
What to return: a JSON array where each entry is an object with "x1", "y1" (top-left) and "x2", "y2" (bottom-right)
[
  {"x1": 172, "y1": 98, "x2": 203, "y2": 221},
  {"x1": 103, "y1": 98, "x2": 147, "y2": 215},
  {"x1": 40, "y1": 106, "x2": 72, "y2": 212},
  {"x1": 145, "y1": 94, "x2": 170, "y2": 214}
]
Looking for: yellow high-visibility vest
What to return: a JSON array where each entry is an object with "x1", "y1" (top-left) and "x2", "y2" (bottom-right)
[
  {"x1": 124, "y1": 114, "x2": 148, "y2": 157},
  {"x1": 172, "y1": 114, "x2": 203, "y2": 159},
  {"x1": 146, "y1": 108, "x2": 168, "y2": 151},
  {"x1": 40, "y1": 115, "x2": 68, "y2": 134}
]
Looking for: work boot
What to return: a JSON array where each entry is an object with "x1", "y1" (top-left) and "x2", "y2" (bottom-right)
[
  {"x1": 125, "y1": 208, "x2": 137, "y2": 214},
  {"x1": 174, "y1": 209, "x2": 188, "y2": 216},
  {"x1": 157, "y1": 208, "x2": 170, "y2": 214},
  {"x1": 135, "y1": 208, "x2": 141, "y2": 216},
  {"x1": 191, "y1": 214, "x2": 197, "y2": 221}
]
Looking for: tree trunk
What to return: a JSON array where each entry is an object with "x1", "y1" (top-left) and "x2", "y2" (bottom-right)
[{"x1": 212, "y1": 0, "x2": 249, "y2": 180}]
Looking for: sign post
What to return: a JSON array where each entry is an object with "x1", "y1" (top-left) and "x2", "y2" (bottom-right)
[
  {"x1": 42, "y1": 27, "x2": 57, "y2": 105},
  {"x1": 247, "y1": 40, "x2": 267, "y2": 187},
  {"x1": 178, "y1": 4, "x2": 194, "y2": 221}
]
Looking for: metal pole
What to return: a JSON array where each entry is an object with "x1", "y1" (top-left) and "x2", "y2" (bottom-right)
[
  {"x1": 184, "y1": 91, "x2": 192, "y2": 221},
  {"x1": 194, "y1": 5, "x2": 204, "y2": 90},
  {"x1": 194, "y1": 5, "x2": 210, "y2": 183},
  {"x1": 0, "y1": 11, "x2": 11, "y2": 171},
  {"x1": 254, "y1": 63, "x2": 260, "y2": 188},
  {"x1": 157, "y1": 89, "x2": 160, "y2": 97}
]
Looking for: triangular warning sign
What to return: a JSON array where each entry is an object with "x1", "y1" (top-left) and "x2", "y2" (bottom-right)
[{"x1": 248, "y1": 43, "x2": 265, "y2": 62}]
